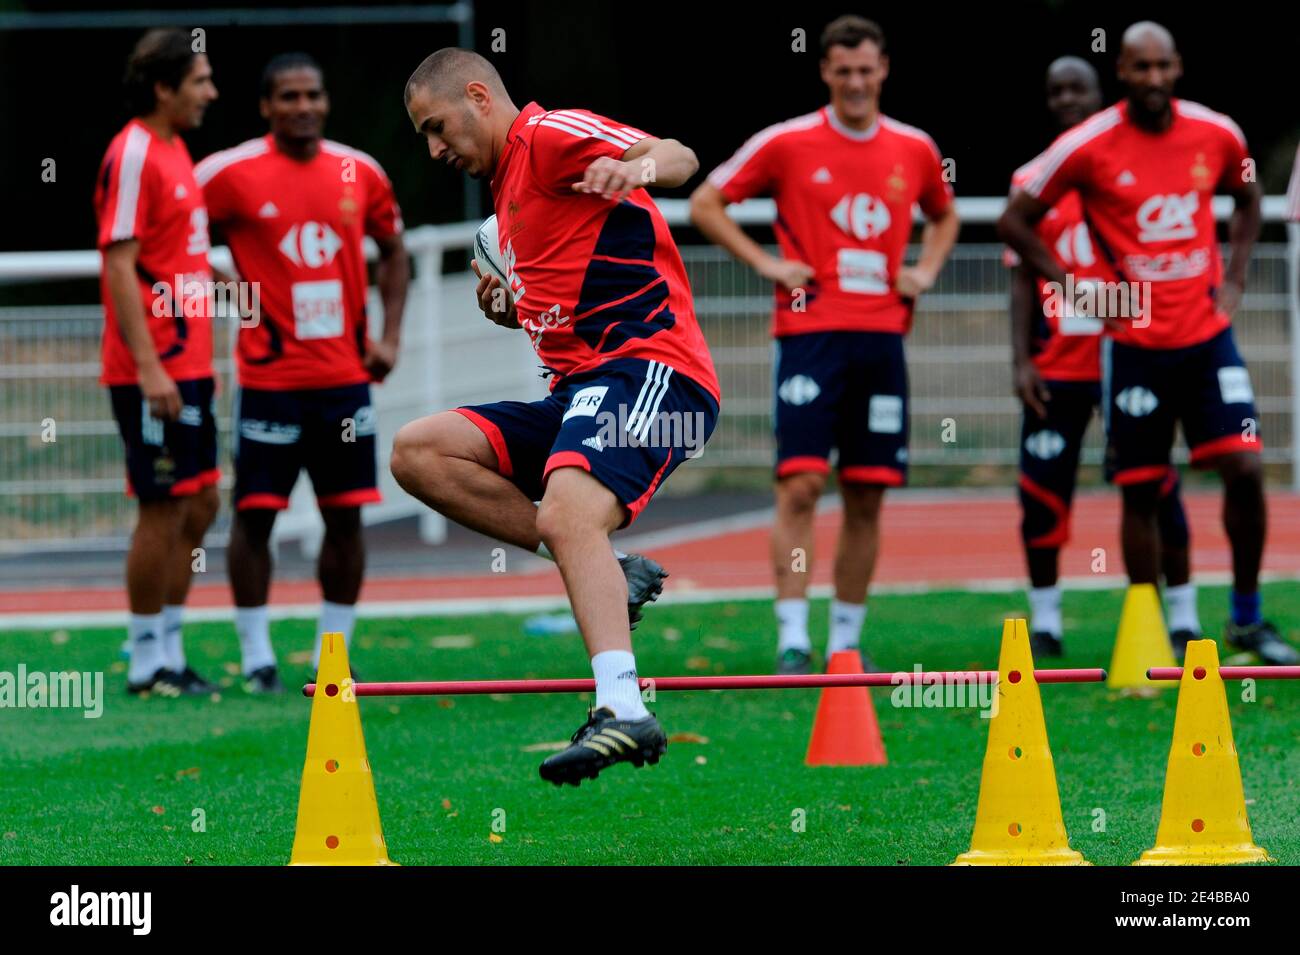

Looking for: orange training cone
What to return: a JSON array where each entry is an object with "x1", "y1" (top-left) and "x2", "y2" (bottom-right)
[
  {"x1": 952, "y1": 618, "x2": 1088, "y2": 865},
  {"x1": 289, "y1": 632, "x2": 397, "y2": 866},
  {"x1": 1134, "y1": 639, "x2": 1271, "y2": 865},
  {"x1": 805, "y1": 649, "x2": 887, "y2": 766}
]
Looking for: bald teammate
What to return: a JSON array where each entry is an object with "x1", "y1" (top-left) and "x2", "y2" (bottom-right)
[
  {"x1": 1001, "y1": 23, "x2": 1297, "y2": 664},
  {"x1": 394, "y1": 50, "x2": 721, "y2": 783},
  {"x1": 1007, "y1": 56, "x2": 1199, "y2": 657}
]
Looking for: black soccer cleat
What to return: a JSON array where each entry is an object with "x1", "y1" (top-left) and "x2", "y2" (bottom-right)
[
  {"x1": 777, "y1": 647, "x2": 812, "y2": 675},
  {"x1": 1169, "y1": 629, "x2": 1199, "y2": 662},
  {"x1": 1225, "y1": 620, "x2": 1300, "y2": 666},
  {"x1": 539, "y1": 706, "x2": 667, "y2": 786},
  {"x1": 243, "y1": 665, "x2": 284, "y2": 694},
  {"x1": 174, "y1": 665, "x2": 217, "y2": 695},
  {"x1": 620, "y1": 553, "x2": 668, "y2": 630},
  {"x1": 126, "y1": 668, "x2": 185, "y2": 698},
  {"x1": 1030, "y1": 631, "x2": 1064, "y2": 658}
]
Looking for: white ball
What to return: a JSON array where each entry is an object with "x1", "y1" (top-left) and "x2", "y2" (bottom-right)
[{"x1": 473, "y1": 214, "x2": 509, "y2": 284}]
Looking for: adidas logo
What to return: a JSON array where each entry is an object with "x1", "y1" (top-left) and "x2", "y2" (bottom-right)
[
  {"x1": 258, "y1": 201, "x2": 280, "y2": 218},
  {"x1": 812, "y1": 166, "x2": 833, "y2": 183},
  {"x1": 582, "y1": 435, "x2": 603, "y2": 452},
  {"x1": 1116, "y1": 169, "x2": 1136, "y2": 186}
]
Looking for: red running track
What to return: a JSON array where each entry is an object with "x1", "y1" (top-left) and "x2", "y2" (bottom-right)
[{"x1": 4, "y1": 491, "x2": 1300, "y2": 615}]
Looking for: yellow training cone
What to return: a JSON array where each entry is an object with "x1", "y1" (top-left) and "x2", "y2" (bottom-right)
[
  {"x1": 1108, "y1": 584, "x2": 1177, "y2": 691},
  {"x1": 952, "y1": 618, "x2": 1087, "y2": 865},
  {"x1": 1134, "y1": 639, "x2": 1270, "y2": 865},
  {"x1": 289, "y1": 632, "x2": 397, "y2": 866}
]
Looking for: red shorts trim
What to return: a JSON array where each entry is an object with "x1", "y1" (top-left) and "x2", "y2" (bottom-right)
[
  {"x1": 129, "y1": 467, "x2": 221, "y2": 500},
  {"x1": 624, "y1": 450, "x2": 674, "y2": 526},
  {"x1": 318, "y1": 488, "x2": 382, "y2": 509},
  {"x1": 1019, "y1": 474, "x2": 1071, "y2": 548},
  {"x1": 543, "y1": 451, "x2": 593, "y2": 483},
  {"x1": 237, "y1": 492, "x2": 292, "y2": 511},
  {"x1": 1113, "y1": 464, "x2": 1174, "y2": 486},
  {"x1": 776, "y1": 456, "x2": 831, "y2": 478},
  {"x1": 840, "y1": 465, "x2": 905, "y2": 486},
  {"x1": 454, "y1": 407, "x2": 513, "y2": 478},
  {"x1": 1189, "y1": 433, "x2": 1263, "y2": 466}
]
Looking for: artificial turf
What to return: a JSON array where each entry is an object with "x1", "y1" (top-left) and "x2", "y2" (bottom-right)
[{"x1": 2, "y1": 582, "x2": 1298, "y2": 865}]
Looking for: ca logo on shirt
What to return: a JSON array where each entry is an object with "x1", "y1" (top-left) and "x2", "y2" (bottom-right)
[
  {"x1": 829, "y1": 193, "x2": 891, "y2": 240},
  {"x1": 1136, "y1": 192, "x2": 1198, "y2": 243}
]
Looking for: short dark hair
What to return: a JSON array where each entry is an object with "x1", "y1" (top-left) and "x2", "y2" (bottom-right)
[
  {"x1": 820, "y1": 15, "x2": 886, "y2": 57},
  {"x1": 261, "y1": 52, "x2": 323, "y2": 99},
  {"x1": 123, "y1": 28, "x2": 198, "y2": 116}
]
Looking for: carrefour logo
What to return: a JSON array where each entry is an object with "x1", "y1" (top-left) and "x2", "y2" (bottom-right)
[
  {"x1": 1114, "y1": 386, "x2": 1159, "y2": 417},
  {"x1": 778, "y1": 375, "x2": 821, "y2": 406},
  {"x1": 830, "y1": 192, "x2": 891, "y2": 241},
  {"x1": 279, "y1": 221, "x2": 343, "y2": 268},
  {"x1": 1024, "y1": 430, "x2": 1066, "y2": 460}
]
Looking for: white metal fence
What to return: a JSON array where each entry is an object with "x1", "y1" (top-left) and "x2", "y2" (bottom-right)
[{"x1": 0, "y1": 197, "x2": 1295, "y2": 552}]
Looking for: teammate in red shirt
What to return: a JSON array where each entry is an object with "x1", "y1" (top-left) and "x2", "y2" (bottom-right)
[
  {"x1": 397, "y1": 48, "x2": 719, "y2": 784},
  {"x1": 1007, "y1": 57, "x2": 1198, "y2": 658},
  {"x1": 196, "y1": 53, "x2": 410, "y2": 692},
  {"x1": 690, "y1": 16, "x2": 959, "y2": 674},
  {"x1": 96, "y1": 29, "x2": 220, "y2": 697},
  {"x1": 1001, "y1": 22, "x2": 1296, "y2": 664}
]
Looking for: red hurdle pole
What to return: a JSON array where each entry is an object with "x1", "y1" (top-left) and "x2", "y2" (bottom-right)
[
  {"x1": 1146, "y1": 665, "x2": 1300, "y2": 681},
  {"x1": 302, "y1": 668, "x2": 1106, "y2": 698}
]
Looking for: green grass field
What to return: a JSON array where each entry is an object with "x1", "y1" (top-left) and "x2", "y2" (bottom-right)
[{"x1": 2, "y1": 583, "x2": 1299, "y2": 866}]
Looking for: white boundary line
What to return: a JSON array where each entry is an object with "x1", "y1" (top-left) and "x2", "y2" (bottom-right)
[{"x1": 5, "y1": 570, "x2": 1297, "y2": 631}]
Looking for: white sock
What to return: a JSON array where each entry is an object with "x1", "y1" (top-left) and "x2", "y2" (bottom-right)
[
  {"x1": 591, "y1": 649, "x2": 648, "y2": 719},
  {"x1": 128, "y1": 613, "x2": 166, "y2": 684},
  {"x1": 1028, "y1": 586, "x2": 1063, "y2": 637},
  {"x1": 312, "y1": 601, "x2": 357, "y2": 669},
  {"x1": 161, "y1": 604, "x2": 186, "y2": 672},
  {"x1": 776, "y1": 598, "x2": 811, "y2": 652},
  {"x1": 1165, "y1": 583, "x2": 1201, "y2": 635},
  {"x1": 828, "y1": 599, "x2": 867, "y2": 656},
  {"x1": 235, "y1": 605, "x2": 276, "y2": 675}
]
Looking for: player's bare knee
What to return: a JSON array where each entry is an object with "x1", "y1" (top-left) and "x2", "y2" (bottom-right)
[
  {"x1": 778, "y1": 472, "x2": 824, "y2": 514},
  {"x1": 1218, "y1": 451, "x2": 1263, "y2": 488},
  {"x1": 1121, "y1": 481, "x2": 1162, "y2": 516}
]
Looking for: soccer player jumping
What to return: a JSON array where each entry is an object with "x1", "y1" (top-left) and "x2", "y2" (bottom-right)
[
  {"x1": 691, "y1": 16, "x2": 958, "y2": 673},
  {"x1": 1000, "y1": 22, "x2": 1298, "y2": 664},
  {"x1": 1006, "y1": 56, "x2": 1200, "y2": 658},
  {"x1": 196, "y1": 54, "x2": 410, "y2": 692},
  {"x1": 396, "y1": 49, "x2": 721, "y2": 783},
  {"x1": 96, "y1": 30, "x2": 221, "y2": 696}
]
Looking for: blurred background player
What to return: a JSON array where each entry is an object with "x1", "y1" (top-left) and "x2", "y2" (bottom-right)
[
  {"x1": 1001, "y1": 22, "x2": 1298, "y2": 664},
  {"x1": 96, "y1": 29, "x2": 221, "y2": 696},
  {"x1": 690, "y1": 16, "x2": 958, "y2": 674},
  {"x1": 1007, "y1": 56, "x2": 1200, "y2": 658},
  {"x1": 395, "y1": 49, "x2": 719, "y2": 784},
  {"x1": 196, "y1": 53, "x2": 409, "y2": 692}
]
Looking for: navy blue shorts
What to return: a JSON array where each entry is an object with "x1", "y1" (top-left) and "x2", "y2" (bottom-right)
[
  {"x1": 233, "y1": 383, "x2": 380, "y2": 511},
  {"x1": 1102, "y1": 327, "x2": 1261, "y2": 485},
  {"x1": 456, "y1": 358, "x2": 718, "y2": 526},
  {"x1": 108, "y1": 377, "x2": 220, "y2": 502},
  {"x1": 773, "y1": 331, "x2": 908, "y2": 484}
]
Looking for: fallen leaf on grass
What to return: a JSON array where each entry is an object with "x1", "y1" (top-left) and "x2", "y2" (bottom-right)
[
  {"x1": 663, "y1": 627, "x2": 682, "y2": 642},
  {"x1": 667, "y1": 732, "x2": 709, "y2": 744},
  {"x1": 488, "y1": 694, "x2": 512, "y2": 702},
  {"x1": 2, "y1": 832, "x2": 15, "y2": 840},
  {"x1": 174, "y1": 767, "x2": 200, "y2": 781},
  {"x1": 694, "y1": 755, "x2": 707, "y2": 765},
  {"x1": 222, "y1": 662, "x2": 240, "y2": 676},
  {"x1": 431, "y1": 635, "x2": 476, "y2": 649},
  {"x1": 288, "y1": 650, "x2": 312, "y2": 664},
  {"x1": 51, "y1": 630, "x2": 69, "y2": 645},
  {"x1": 685, "y1": 656, "x2": 711, "y2": 670},
  {"x1": 521, "y1": 741, "x2": 569, "y2": 753},
  {"x1": 436, "y1": 699, "x2": 454, "y2": 709},
  {"x1": 441, "y1": 798, "x2": 452, "y2": 810},
  {"x1": 488, "y1": 833, "x2": 503, "y2": 844},
  {"x1": 703, "y1": 637, "x2": 739, "y2": 651},
  {"x1": 151, "y1": 806, "x2": 165, "y2": 815}
]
